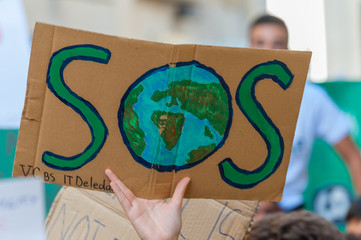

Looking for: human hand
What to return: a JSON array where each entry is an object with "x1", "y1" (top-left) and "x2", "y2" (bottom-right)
[{"x1": 105, "y1": 169, "x2": 191, "y2": 240}]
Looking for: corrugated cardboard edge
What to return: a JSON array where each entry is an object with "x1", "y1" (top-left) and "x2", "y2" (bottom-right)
[
  {"x1": 13, "y1": 23, "x2": 55, "y2": 177},
  {"x1": 46, "y1": 186, "x2": 258, "y2": 240},
  {"x1": 243, "y1": 201, "x2": 260, "y2": 240}
]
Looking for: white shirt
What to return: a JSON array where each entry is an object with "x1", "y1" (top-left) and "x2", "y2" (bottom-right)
[{"x1": 279, "y1": 82, "x2": 351, "y2": 211}]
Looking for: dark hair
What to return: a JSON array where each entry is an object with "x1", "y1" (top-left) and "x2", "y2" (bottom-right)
[
  {"x1": 250, "y1": 14, "x2": 288, "y2": 36},
  {"x1": 346, "y1": 197, "x2": 361, "y2": 222},
  {"x1": 344, "y1": 234, "x2": 361, "y2": 240},
  {"x1": 247, "y1": 210, "x2": 344, "y2": 240}
]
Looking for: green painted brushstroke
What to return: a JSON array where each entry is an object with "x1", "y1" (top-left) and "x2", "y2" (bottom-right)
[
  {"x1": 123, "y1": 85, "x2": 146, "y2": 156},
  {"x1": 151, "y1": 111, "x2": 185, "y2": 151},
  {"x1": 151, "y1": 80, "x2": 228, "y2": 136},
  {"x1": 43, "y1": 45, "x2": 110, "y2": 170},
  {"x1": 187, "y1": 143, "x2": 217, "y2": 164},
  {"x1": 219, "y1": 60, "x2": 293, "y2": 188},
  {"x1": 204, "y1": 125, "x2": 214, "y2": 139}
]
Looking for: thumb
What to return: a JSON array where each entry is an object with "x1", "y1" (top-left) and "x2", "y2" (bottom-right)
[{"x1": 170, "y1": 177, "x2": 191, "y2": 206}]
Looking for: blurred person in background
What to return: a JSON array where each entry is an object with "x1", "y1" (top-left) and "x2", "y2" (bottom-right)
[
  {"x1": 250, "y1": 15, "x2": 361, "y2": 219},
  {"x1": 247, "y1": 210, "x2": 345, "y2": 240},
  {"x1": 345, "y1": 197, "x2": 361, "y2": 239}
]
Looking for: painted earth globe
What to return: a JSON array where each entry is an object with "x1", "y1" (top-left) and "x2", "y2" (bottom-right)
[{"x1": 118, "y1": 61, "x2": 232, "y2": 171}]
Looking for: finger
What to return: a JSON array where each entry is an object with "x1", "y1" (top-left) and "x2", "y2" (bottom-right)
[
  {"x1": 170, "y1": 177, "x2": 191, "y2": 206},
  {"x1": 110, "y1": 180, "x2": 133, "y2": 211},
  {"x1": 105, "y1": 169, "x2": 137, "y2": 201},
  {"x1": 105, "y1": 169, "x2": 136, "y2": 205}
]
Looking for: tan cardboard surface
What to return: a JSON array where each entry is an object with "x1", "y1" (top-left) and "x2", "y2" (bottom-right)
[
  {"x1": 45, "y1": 187, "x2": 258, "y2": 240},
  {"x1": 13, "y1": 23, "x2": 311, "y2": 200}
]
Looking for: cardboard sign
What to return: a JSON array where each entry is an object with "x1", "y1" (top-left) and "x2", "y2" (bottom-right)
[
  {"x1": 46, "y1": 186, "x2": 258, "y2": 240},
  {"x1": 0, "y1": 178, "x2": 45, "y2": 240},
  {"x1": 13, "y1": 23, "x2": 311, "y2": 200}
]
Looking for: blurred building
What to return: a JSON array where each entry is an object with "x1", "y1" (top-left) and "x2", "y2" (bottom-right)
[
  {"x1": 23, "y1": 0, "x2": 265, "y2": 46},
  {"x1": 22, "y1": 0, "x2": 361, "y2": 82}
]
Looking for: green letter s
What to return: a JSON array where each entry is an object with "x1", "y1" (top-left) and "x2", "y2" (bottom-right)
[
  {"x1": 43, "y1": 45, "x2": 111, "y2": 170},
  {"x1": 219, "y1": 60, "x2": 294, "y2": 188}
]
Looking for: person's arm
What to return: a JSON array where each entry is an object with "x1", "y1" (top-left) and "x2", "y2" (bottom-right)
[
  {"x1": 334, "y1": 136, "x2": 361, "y2": 194},
  {"x1": 105, "y1": 169, "x2": 190, "y2": 240}
]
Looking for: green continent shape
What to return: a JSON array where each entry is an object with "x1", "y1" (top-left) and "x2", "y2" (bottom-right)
[
  {"x1": 151, "y1": 111, "x2": 185, "y2": 151},
  {"x1": 123, "y1": 85, "x2": 146, "y2": 156},
  {"x1": 187, "y1": 143, "x2": 217, "y2": 164},
  {"x1": 204, "y1": 126, "x2": 214, "y2": 139},
  {"x1": 151, "y1": 80, "x2": 229, "y2": 135}
]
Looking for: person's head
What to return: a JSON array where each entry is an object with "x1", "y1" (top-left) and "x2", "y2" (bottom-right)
[
  {"x1": 346, "y1": 197, "x2": 361, "y2": 236},
  {"x1": 247, "y1": 210, "x2": 344, "y2": 240},
  {"x1": 249, "y1": 14, "x2": 288, "y2": 50}
]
